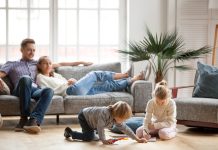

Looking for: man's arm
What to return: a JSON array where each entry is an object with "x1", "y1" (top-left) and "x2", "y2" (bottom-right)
[{"x1": 52, "y1": 61, "x2": 93, "y2": 69}]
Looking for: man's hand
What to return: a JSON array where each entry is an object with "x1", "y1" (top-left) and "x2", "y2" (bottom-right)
[
  {"x1": 67, "y1": 78, "x2": 77, "y2": 86},
  {"x1": 83, "y1": 62, "x2": 93, "y2": 66}
]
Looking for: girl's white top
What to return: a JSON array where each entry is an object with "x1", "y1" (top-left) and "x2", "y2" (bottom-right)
[{"x1": 144, "y1": 98, "x2": 177, "y2": 132}]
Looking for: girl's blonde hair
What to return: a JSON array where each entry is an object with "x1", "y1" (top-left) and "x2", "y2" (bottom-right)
[
  {"x1": 37, "y1": 56, "x2": 54, "y2": 77},
  {"x1": 108, "y1": 101, "x2": 132, "y2": 119},
  {"x1": 153, "y1": 80, "x2": 170, "y2": 99}
]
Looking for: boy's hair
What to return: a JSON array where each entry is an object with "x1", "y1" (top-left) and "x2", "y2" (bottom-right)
[
  {"x1": 37, "y1": 56, "x2": 54, "y2": 77},
  {"x1": 21, "y1": 38, "x2": 35, "y2": 49},
  {"x1": 108, "y1": 101, "x2": 132, "y2": 119},
  {"x1": 153, "y1": 80, "x2": 170, "y2": 99}
]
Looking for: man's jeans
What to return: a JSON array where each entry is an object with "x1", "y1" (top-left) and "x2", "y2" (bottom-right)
[
  {"x1": 13, "y1": 76, "x2": 54, "y2": 124},
  {"x1": 66, "y1": 71, "x2": 131, "y2": 95}
]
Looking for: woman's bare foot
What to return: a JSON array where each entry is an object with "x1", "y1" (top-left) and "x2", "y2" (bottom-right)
[{"x1": 131, "y1": 72, "x2": 145, "y2": 82}]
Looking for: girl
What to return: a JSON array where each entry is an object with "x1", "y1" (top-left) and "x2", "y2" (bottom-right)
[
  {"x1": 36, "y1": 56, "x2": 145, "y2": 96},
  {"x1": 64, "y1": 101, "x2": 147, "y2": 144},
  {"x1": 136, "y1": 80, "x2": 177, "y2": 140}
]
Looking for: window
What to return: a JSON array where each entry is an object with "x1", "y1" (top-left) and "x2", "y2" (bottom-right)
[
  {"x1": 0, "y1": 0, "x2": 126, "y2": 64},
  {"x1": 168, "y1": 0, "x2": 209, "y2": 97}
]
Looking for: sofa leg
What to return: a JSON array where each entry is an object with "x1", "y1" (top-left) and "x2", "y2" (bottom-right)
[{"x1": 56, "y1": 115, "x2": 59, "y2": 125}]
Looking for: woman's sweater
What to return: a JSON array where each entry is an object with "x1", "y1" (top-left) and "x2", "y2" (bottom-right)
[
  {"x1": 36, "y1": 73, "x2": 69, "y2": 96},
  {"x1": 144, "y1": 98, "x2": 177, "y2": 132}
]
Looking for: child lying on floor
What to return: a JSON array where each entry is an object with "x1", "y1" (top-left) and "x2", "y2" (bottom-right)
[{"x1": 64, "y1": 101, "x2": 147, "y2": 144}]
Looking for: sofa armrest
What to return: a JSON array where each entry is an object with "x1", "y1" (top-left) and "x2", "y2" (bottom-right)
[
  {"x1": 170, "y1": 85, "x2": 194, "y2": 98},
  {"x1": 130, "y1": 80, "x2": 152, "y2": 113}
]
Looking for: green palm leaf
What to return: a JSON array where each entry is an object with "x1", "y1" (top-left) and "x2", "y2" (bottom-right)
[{"x1": 118, "y1": 27, "x2": 211, "y2": 83}]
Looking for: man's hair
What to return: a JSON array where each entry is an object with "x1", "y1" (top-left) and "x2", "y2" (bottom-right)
[
  {"x1": 21, "y1": 38, "x2": 35, "y2": 49},
  {"x1": 108, "y1": 101, "x2": 132, "y2": 119}
]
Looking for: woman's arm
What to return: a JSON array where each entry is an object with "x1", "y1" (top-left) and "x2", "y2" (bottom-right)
[{"x1": 52, "y1": 61, "x2": 93, "y2": 68}]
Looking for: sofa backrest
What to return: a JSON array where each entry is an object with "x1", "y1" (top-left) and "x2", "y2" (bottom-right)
[
  {"x1": 55, "y1": 62, "x2": 121, "y2": 80},
  {"x1": 0, "y1": 62, "x2": 121, "y2": 91}
]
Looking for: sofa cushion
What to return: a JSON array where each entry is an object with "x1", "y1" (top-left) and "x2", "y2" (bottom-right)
[
  {"x1": 64, "y1": 92, "x2": 133, "y2": 114},
  {"x1": 32, "y1": 95, "x2": 65, "y2": 115},
  {"x1": 193, "y1": 61, "x2": 218, "y2": 98},
  {"x1": 55, "y1": 62, "x2": 121, "y2": 80},
  {"x1": 0, "y1": 95, "x2": 64, "y2": 116},
  {"x1": 0, "y1": 95, "x2": 20, "y2": 115},
  {"x1": 175, "y1": 97, "x2": 218, "y2": 124}
]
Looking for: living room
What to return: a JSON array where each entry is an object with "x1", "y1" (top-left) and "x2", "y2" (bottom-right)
[{"x1": 0, "y1": 0, "x2": 218, "y2": 150}]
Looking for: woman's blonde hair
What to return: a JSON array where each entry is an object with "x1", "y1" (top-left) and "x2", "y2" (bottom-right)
[
  {"x1": 108, "y1": 101, "x2": 132, "y2": 119},
  {"x1": 37, "y1": 56, "x2": 54, "y2": 77},
  {"x1": 153, "y1": 80, "x2": 170, "y2": 99}
]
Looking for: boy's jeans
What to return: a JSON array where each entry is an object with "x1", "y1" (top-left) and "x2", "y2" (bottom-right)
[
  {"x1": 70, "y1": 110, "x2": 95, "y2": 141},
  {"x1": 66, "y1": 71, "x2": 131, "y2": 95},
  {"x1": 13, "y1": 76, "x2": 54, "y2": 124}
]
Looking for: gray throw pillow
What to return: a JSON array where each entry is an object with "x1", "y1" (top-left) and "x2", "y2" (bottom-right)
[
  {"x1": 192, "y1": 61, "x2": 218, "y2": 98},
  {"x1": 0, "y1": 79, "x2": 10, "y2": 95}
]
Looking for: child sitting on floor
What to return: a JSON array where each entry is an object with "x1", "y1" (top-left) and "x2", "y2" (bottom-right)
[
  {"x1": 136, "y1": 80, "x2": 177, "y2": 140},
  {"x1": 64, "y1": 101, "x2": 147, "y2": 144}
]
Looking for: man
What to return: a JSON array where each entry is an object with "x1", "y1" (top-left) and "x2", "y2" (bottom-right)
[{"x1": 0, "y1": 38, "x2": 92, "y2": 134}]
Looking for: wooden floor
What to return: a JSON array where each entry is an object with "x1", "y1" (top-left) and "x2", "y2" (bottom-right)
[{"x1": 0, "y1": 116, "x2": 218, "y2": 150}]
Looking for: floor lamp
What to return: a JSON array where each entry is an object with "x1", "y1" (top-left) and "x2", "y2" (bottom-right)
[{"x1": 209, "y1": 0, "x2": 218, "y2": 65}]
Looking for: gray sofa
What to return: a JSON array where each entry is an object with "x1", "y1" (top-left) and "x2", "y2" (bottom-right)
[
  {"x1": 173, "y1": 72, "x2": 218, "y2": 128},
  {"x1": 0, "y1": 62, "x2": 152, "y2": 123}
]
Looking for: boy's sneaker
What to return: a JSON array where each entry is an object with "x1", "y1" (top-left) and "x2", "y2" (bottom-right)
[
  {"x1": 23, "y1": 118, "x2": 41, "y2": 134},
  {"x1": 64, "y1": 127, "x2": 72, "y2": 138},
  {"x1": 93, "y1": 134, "x2": 99, "y2": 141},
  {"x1": 14, "y1": 118, "x2": 28, "y2": 132},
  {"x1": 0, "y1": 114, "x2": 3, "y2": 128}
]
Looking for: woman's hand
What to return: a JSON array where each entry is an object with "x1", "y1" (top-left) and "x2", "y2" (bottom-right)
[
  {"x1": 83, "y1": 62, "x2": 93, "y2": 66},
  {"x1": 67, "y1": 78, "x2": 77, "y2": 85}
]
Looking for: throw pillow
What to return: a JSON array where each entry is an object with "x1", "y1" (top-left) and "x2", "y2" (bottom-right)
[
  {"x1": 0, "y1": 79, "x2": 10, "y2": 95},
  {"x1": 192, "y1": 61, "x2": 218, "y2": 98},
  {"x1": 111, "y1": 117, "x2": 144, "y2": 134}
]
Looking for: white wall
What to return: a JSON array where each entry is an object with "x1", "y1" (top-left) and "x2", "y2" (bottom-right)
[
  {"x1": 127, "y1": 0, "x2": 167, "y2": 42},
  {"x1": 127, "y1": 0, "x2": 168, "y2": 82}
]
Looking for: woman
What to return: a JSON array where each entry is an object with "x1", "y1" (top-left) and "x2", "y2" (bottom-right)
[{"x1": 36, "y1": 56, "x2": 146, "y2": 96}]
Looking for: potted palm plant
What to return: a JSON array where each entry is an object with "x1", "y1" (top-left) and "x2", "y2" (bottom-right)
[{"x1": 119, "y1": 28, "x2": 211, "y2": 83}]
